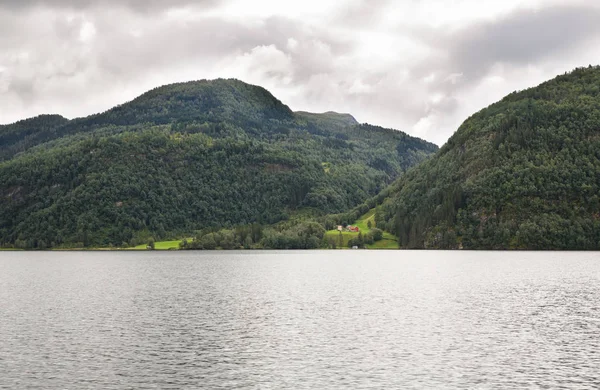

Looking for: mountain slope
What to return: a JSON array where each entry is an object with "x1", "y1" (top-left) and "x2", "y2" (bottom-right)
[
  {"x1": 0, "y1": 79, "x2": 437, "y2": 249},
  {"x1": 376, "y1": 66, "x2": 600, "y2": 249},
  {"x1": 0, "y1": 115, "x2": 70, "y2": 161}
]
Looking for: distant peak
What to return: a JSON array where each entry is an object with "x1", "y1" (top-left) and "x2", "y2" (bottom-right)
[
  {"x1": 324, "y1": 111, "x2": 358, "y2": 122},
  {"x1": 2, "y1": 114, "x2": 68, "y2": 127},
  {"x1": 294, "y1": 111, "x2": 359, "y2": 127},
  {"x1": 79, "y1": 78, "x2": 294, "y2": 127}
]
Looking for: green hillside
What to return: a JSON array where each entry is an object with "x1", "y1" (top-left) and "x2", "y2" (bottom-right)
[
  {"x1": 376, "y1": 66, "x2": 600, "y2": 249},
  {"x1": 0, "y1": 79, "x2": 437, "y2": 249}
]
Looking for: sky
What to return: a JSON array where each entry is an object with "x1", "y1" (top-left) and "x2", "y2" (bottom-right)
[{"x1": 1, "y1": 0, "x2": 600, "y2": 145}]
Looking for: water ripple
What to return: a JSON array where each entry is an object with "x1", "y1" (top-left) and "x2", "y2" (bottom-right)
[{"x1": 1, "y1": 251, "x2": 599, "y2": 389}]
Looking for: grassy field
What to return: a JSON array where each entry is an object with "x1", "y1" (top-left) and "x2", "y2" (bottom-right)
[
  {"x1": 354, "y1": 209, "x2": 375, "y2": 231},
  {"x1": 324, "y1": 209, "x2": 398, "y2": 249},
  {"x1": 0, "y1": 241, "x2": 186, "y2": 251},
  {"x1": 367, "y1": 238, "x2": 399, "y2": 249},
  {"x1": 133, "y1": 239, "x2": 188, "y2": 250}
]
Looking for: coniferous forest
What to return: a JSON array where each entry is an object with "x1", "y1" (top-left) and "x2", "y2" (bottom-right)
[{"x1": 374, "y1": 66, "x2": 600, "y2": 249}]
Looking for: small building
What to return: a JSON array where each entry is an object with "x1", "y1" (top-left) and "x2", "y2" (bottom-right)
[
  {"x1": 337, "y1": 225, "x2": 343, "y2": 231},
  {"x1": 349, "y1": 226, "x2": 360, "y2": 232}
]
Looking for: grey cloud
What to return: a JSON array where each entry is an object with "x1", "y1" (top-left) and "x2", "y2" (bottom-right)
[
  {"x1": 423, "y1": 5, "x2": 600, "y2": 85},
  {"x1": 0, "y1": 0, "x2": 222, "y2": 12},
  {"x1": 461, "y1": 7, "x2": 599, "y2": 74},
  {"x1": 7, "y1": 77, "x2": 35, "y2": 103},
  {"x1": 331, "y1": 0, "x2": 392, "y2": 29},
  {"x1": 90, "y1": 14, "x2": 351, "y2": 81},
  {"x1": 365, "y1": 4, "x2": 600, "y2": 143}
]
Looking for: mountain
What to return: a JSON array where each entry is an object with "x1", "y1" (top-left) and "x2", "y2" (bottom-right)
[
  {"x1": 0, "y1": 114, "x2": 70, "y2": 161},
  {"x1": 0, "y1": 79, "x2": 437, "y2": 249},
  {"x1": 375, "y1": 66, "x2": 600, "y2": 250}
]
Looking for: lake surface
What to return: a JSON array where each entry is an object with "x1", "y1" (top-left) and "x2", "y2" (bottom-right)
[{"x1": 1, "y1": 251, "x2": 599, "y2": 389}]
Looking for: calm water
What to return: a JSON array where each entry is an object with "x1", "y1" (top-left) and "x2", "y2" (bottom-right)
[{"x1": 1, "y1": 251, "x2": 599, "y2": 389}]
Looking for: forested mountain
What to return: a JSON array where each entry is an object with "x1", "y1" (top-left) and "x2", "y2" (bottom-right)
[
  {"x1": 0, "y1": 115, "x2": 70, "y2": 161},
  {"x1": 0, "y1": 79, "x2": 437, "y2": 249},
  {"x1": 375, "y1": 66, "x2": 600, "y2": 249}
]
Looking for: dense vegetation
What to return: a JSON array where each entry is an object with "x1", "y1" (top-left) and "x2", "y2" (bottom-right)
[
  {"x1": 179, "y1": 219, "x2": 327, "y2": 250},
  {"x1": 0, "y1": 79, "x2": 436, "y2": 249},
  {"x1": 0, "y1": 115, "x2": 70, "y2": 162},
  {"x1": 375, "y1": 66, "x2": 600, "y2": 249}
]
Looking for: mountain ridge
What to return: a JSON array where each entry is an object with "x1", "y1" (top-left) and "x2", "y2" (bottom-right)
[{"x1": 0, "y1": 78, "x2": 437, "y2": 249}]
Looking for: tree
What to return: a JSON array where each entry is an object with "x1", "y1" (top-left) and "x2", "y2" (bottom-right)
[
  {"x1": 371, "y1": 228, "x2": 383, "y2": 241},
  {"x1": 328, "y1": 237, "x2": 337, "y2": 249},
  {"x1": 219, "y1": 230, "x2": 238, "y2": 249},
  {"x1": 201, "y1": 234, "x2": 217, "y2": 250},
  {"x1": 347, "y1": 237, "x2": 362, "y2": 248}
]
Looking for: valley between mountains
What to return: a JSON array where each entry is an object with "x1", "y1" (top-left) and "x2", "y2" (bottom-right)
[{"x1": 2, "y1": 66, "x2": 600, "y2": 250}]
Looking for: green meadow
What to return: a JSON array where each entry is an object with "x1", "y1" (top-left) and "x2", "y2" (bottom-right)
[
  {"x1": 325, "y1": 209, "x2": 398, "y2": 249},
  {"x1": 133, "y1": 239, "x2": 188, "y2": 250}
]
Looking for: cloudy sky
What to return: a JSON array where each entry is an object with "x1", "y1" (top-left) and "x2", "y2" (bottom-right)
[{"x1": 1, "y1": 0, "x2": 599, "y2": 144}]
